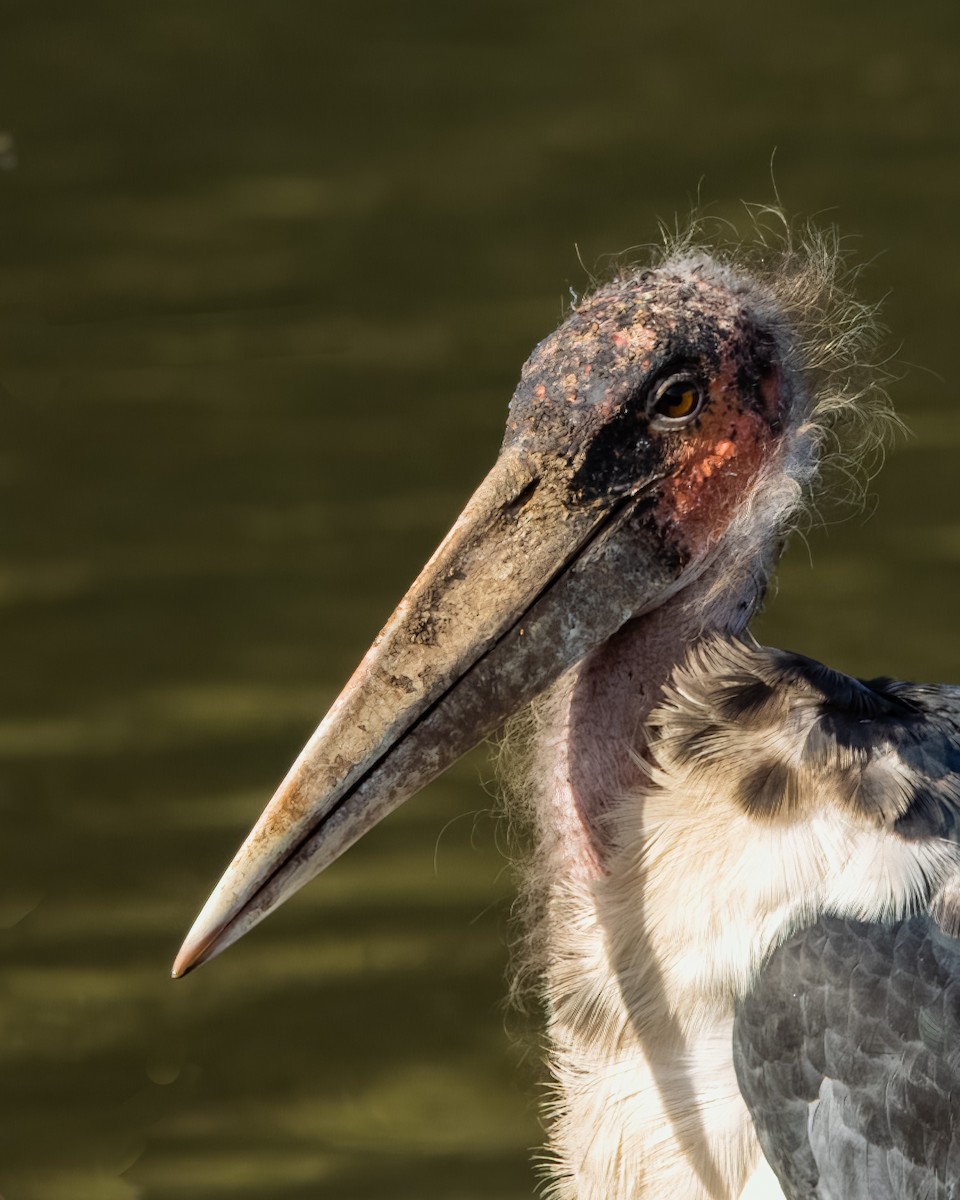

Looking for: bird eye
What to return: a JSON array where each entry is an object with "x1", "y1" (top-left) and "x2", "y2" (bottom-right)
[{"x1": 649, "y1": 375, "x2": 704, "y2": 423}]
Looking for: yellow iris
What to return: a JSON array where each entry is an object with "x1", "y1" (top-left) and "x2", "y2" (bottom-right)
[
  {"x1": 662, "y1": 387, "x2": 697, "y2": 419},
  {"x1": 650, "y1": 376, "x2": 703, "y2": 422}
]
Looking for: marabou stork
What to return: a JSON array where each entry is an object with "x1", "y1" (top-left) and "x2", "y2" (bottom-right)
[{"x1": 174, "y1": 227, "x2": 960, "y2": 1199}]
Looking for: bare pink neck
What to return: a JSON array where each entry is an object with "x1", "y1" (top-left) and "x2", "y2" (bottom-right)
[{"x1": 543, "y1": 566, "x2": 756, "y2": 880}]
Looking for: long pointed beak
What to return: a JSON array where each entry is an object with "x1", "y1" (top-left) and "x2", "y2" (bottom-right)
[{"x1": 173, "y1": 442, "x2": 684, "y2": 977}]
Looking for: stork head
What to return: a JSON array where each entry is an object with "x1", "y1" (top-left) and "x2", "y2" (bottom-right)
[{"x1": 173, "y1": 234, "x2": 883, "y2": 976}]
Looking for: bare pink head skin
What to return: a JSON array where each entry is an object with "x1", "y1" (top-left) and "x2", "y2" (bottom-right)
[{"x1": 173, "y1": 252, "x2": 817, "y2": 978}]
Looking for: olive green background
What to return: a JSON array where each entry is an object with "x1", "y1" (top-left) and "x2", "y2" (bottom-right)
[{"x1": 2, "y1": 2, "x2": 959, "y2": 1196}]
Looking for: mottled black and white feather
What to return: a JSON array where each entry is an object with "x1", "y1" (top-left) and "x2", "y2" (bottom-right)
[{"x1": 654, "y1": 638, "x2": 960, "y2": 854}]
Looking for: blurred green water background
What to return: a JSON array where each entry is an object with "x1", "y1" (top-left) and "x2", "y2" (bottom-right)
[{"x1": 2, "y1": 2, "x2": 960, "y2": 1197}]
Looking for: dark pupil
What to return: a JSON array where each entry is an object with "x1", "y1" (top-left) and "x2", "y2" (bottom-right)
[{"x1": 656, "y1": 379, "x2": 699, "y2": 417}]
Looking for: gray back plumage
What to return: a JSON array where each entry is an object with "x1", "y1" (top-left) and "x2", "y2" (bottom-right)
[{"x1": 734, "y1": 915, "x2": 960, "y2": 1199}]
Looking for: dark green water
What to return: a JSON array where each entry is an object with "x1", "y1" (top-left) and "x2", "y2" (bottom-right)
[{"x1": 2, "y1": 2, "x2": 960, "y2": 1196}]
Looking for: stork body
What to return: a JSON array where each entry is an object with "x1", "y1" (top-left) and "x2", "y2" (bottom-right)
[
  {"x1": 174, "y1": 232, "x2": 960, "y2": 1198},
  {"x1": 534, "y1": 626, "x2": 960, "y2": 1198}
]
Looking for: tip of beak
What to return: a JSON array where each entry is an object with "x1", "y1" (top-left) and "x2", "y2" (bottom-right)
[
  {"x1": 171, "y1": 924, "x2": 221, "y2": 979},
  {"x1": 171, "y1": 852, "x2": 285, "y2": 980},
  {"x1": 171, "y1": 884, "x2": 241, "y2": 979},
  {"x1": 171, "y1": 946, "x2": 202, "y2": 979}
]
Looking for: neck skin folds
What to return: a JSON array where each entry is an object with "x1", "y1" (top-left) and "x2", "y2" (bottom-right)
[{"x1": 538, "y1": 551, "x2": 765, "y2": 882}]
